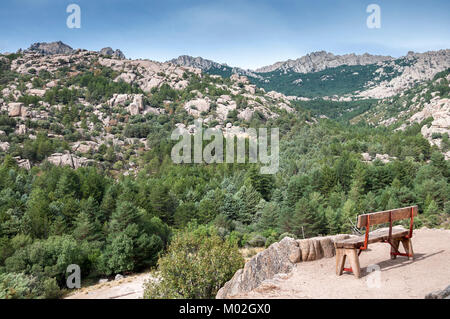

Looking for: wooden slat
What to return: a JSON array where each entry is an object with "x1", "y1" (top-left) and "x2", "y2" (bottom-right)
[
  {"x1": 335, "y1": 227, "x2": 409, "y2": 248},
  {"x1": 357, "y1": 205, "x2": 418, "y2": 228}
]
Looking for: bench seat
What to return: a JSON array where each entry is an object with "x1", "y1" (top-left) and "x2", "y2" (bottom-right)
[{"x1": 335, "y1": 227, "x2": 409, "y2": 249}]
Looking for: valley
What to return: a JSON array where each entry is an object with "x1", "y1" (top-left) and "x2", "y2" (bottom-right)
[{"x1": 0, "y1": 41, "x2": 449, "y2": 299}]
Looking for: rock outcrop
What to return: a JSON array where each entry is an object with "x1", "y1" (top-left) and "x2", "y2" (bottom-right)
[
  {"x1": 216, "y1": 234, "x2": 351, "y2": 299},
  {"x1": 100, "y1": 47, "x2": 126, "y2": 59},
  {"x1": 13, "y1": 157, "x2": 31, "y2": 170},
  {"x1": 184, "y1": 98, "x2": 211, "y2": 116},
  {"x1": 46, "y1": 152, "x2": 94, "y2": 169},
  {"x1": 0, "y1": 142, "x2": 10, "y2": 152},
  {"x1": 359, "y1": 50, "x2": 450, "y2": 98},
  {"x1": 8, "y1": 102, "x2": 23, "y2": 117},
  {"x1": 28, "y1": 41, "x2": 74, "y2": 55},
  {"x1": 168, "y1": 55, "x2": 261, "y2": 79}
]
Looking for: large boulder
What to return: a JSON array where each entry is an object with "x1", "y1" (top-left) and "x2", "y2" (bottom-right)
[
  {"x1": 71, "y1": 141, "x2": 99, "y2": 153},
  {"x1": 109, "y1": 94, "x2": 129, "y2": 107},
  {"x1": 13, "y1": 157, "x2": 31, "y2": 170},
  {"x1": 216, "y1": 237, "x2": 298, "y2": 299},
  {"x1": 216, "y1": 234, "x2": 350, "y2": 299},
  {"x1": 100, "y1": 47, "x2": 126, "y2": 59},
  {"x1": 0, "y1": 142, "x2": 10, "y2": 152},
  {"x1": 8, "y1": 102, "x2": 23, "y2": 117},
  {"x1": 184, "y1": 98, "x2": 210, "y2": 117},
  {"x1": 47, "y1": 152, "x2": 93, "y2": 169},
  {"x1": 28, "y1": 41, "x2": 74, "y2": 55},
  {"x1": 17, "y1": 124, "x2": 27, "y2": 135},
  {"x1": 128, "y1": 94, "x2": 144, "y2": 115}
]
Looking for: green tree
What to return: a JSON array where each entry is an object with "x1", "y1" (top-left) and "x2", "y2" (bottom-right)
[{"x1": 144, "y1": 225, "x2": 243, "y2": 299}]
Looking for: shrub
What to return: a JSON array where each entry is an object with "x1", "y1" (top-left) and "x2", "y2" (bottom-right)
[
  {"x1": 279, "y1": 232, "x2": 296, "y2": 241},
  {"x1": 265, "y1": 235, "x2": 277, "y2": 248},
  {"x1": 42, "y1": 277, "x2": 61, "y2": 299},
  {"x1": 247, "y1": 234, "x2": 267, "y2": 247},
  {"x1": 0, "y1": 273, "x2": 39, "y2": 299},
  {"x1": 143, "y1": 226, "x2": 244, "y2": 299}
]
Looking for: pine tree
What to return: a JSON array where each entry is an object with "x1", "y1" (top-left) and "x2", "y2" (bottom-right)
[
  {"x1": 73, "y1": 211, "x2": 96, "y2": 241},
  {"x1": 233, "y1": 183, "x2": 262, "y2": 224},
  {"x1": 109, "y1": 201, "x2": 140, "y2": 233}
]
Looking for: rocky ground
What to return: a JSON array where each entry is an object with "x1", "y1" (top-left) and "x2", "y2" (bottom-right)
[{"x1": 226, "y1": 228, "x2": 450, "y2": 299}]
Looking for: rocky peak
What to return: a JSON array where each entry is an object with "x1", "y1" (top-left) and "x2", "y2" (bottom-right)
[
  {"x1": 359, "y1": 49, "x2": 450, "y2": 99},
  {"x1": 28, "y1": 41, "x2": 74, "y2": 55},
  {"x1": 255, "y1": 51, "x2": 393, "y2": 73},
  {"x1": 168, "y1": 55, "x2": 262, "y2": 79},
  {"x1": 99, "y1": 47, "x2": 126, "y2": 59},
  {"x1": 169, "y1": 55, "x2": 226, "y2": 70}
]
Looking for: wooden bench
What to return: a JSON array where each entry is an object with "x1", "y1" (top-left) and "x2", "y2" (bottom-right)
[{"x1": 334, "y1": 205, "x2": 418, "y2": 278}]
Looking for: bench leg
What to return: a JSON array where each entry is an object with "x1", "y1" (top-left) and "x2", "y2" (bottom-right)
[
  {"x1": 346, "y1": 248, "x2": 361, "y2": 278},
  {"x1": 390, "y1": 239, "x2": 401, "y2": 260},
  {"x1": 401, "y1": 238, "x2": 414, "y2": 259},
  {"x1": 336, "y1": 248, "x2": 346, "y2": 276}
]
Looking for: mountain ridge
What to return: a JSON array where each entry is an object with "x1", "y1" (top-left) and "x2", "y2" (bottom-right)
[{"x1": 254, "y1": 51, "x2": 394, "y2": 73}]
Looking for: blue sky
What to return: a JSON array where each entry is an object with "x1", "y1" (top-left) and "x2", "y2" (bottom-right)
[{"x1": 0, "y1": 0, "x2": 449, "y2": 69}]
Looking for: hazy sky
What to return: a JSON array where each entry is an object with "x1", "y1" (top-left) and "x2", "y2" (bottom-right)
[{"x1": 1, "y1": 0, "x2": 449, "y2": 69}]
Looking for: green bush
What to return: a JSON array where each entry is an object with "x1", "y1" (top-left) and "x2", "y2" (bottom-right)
[
  {"x1": 144, "y1": 225, "x2": 244, "y2": 299},
  {"x1": 0, "y1": 273, "x2": 39, "y2": 299},
  {"x1": 247, "y1": 234, "x2": 267, "y2": 247}
]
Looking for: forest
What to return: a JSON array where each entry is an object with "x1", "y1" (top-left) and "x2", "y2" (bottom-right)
[{"x1": 0, "y1": 111, "x2": 448, "y2": 298}]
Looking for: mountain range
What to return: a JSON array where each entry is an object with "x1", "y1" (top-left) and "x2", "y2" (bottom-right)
[
  {"x1": 1, "y1": 41, "x2": 449, "y2": 170},
  {"x1": 169, "y1": 50, "x2": 450, "y2": 99},
  {"x1": 16, "y1": 42, "x2": 450, "y2": 99}
]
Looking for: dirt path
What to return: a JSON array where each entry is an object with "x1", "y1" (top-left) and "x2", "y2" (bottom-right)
[
  {"x1": 65, "y1": 272, "x2": 153, "y2": 299},
  {"x1": 233, "y1": 228, "x2": 450, "y2": 299},
  {"x1": 64, "y1": 248, "x2": 263, "y2": 299}
]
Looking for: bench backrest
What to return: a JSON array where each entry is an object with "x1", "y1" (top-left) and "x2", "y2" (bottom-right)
[{"x1": 357, "y1": 205, "x2": 418, "y2": 228}]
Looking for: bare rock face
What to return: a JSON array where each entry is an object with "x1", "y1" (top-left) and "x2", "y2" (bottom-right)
[
  {"x1": 216, "y1": 234, "x2": 350, "y2": 299},
  {"x1": 184, "y1": 98, "x2": 210, "y2": 117},
  {"x1": 255, "y1": 51, "x2": 392, "y2": 73},
  {"x1": 28, "y1": 41, "x2": 74, "y2": 55},
  {"x1": 216, "y1": 237, "x2": 298, "y2": 299},
  {"x1": 71, "y1": 141, "x2": 99, "y2": 153},
  {"x1": 359, "y1": 50, "x2": 450, "y2": 98},
  {"x1": 168, "y1": 55, "x2": 261, "y2": 79},
  {"x1": 8, "y1": 102, "x2": 23, "y2": 117},
  {"x1": 108, "y1": 94, "x2": 144, "y2": 115},
  {"x1": 47, "y1": 152, "x2": 93, "y2": 169}
]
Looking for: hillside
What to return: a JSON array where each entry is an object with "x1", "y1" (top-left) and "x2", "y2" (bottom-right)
[
  {"x1": 0, "y1": 44, "x2": 299, "y2": 173},
  {"x1": 170, "y1": 50, "x2": 450, "y2": 98},
  {"x1": 353, "y1": 68, "x2": 450, "y2": 159}
]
